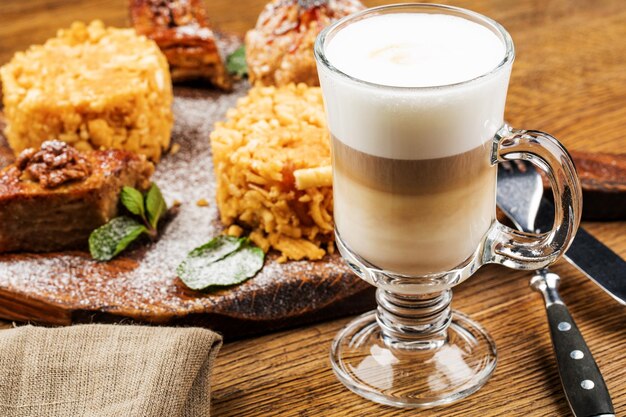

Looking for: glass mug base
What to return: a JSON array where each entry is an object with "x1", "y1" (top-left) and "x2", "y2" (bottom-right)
[
  {"x1": 330, "y1": 310, "x2": 497, "y2": 408},
  {"x1": 333, "y1": 232, "x2": 497, "y2": 407}
]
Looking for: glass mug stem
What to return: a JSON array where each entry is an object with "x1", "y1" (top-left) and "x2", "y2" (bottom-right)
[{"x1": 376, "y1": 289, "x2": 452, "y2": 350}]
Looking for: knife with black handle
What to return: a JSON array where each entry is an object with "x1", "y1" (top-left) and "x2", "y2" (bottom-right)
[
  {"x1": 531, "y1": 270, "x2": 615, "y2": 417},
  {"x1": 497, "y1": 161, "x2": 617, "y2": 417},
  {"x1": 534, "y1": 197, "x2": 626, "y2": 305}
]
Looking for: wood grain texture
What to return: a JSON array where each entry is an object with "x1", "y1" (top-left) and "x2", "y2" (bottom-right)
[{"x1": 0, "y1": 0, "x2": 625, "y2": 416}]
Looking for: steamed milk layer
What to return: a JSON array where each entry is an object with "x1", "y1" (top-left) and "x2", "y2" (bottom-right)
[{"x1": 319, "y1": 13, "x2": 511, "y2": 275}]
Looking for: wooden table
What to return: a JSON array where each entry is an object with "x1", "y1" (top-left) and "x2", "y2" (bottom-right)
[{"x1": 1, "y1": 0, "x2": 625, "y2": 415}]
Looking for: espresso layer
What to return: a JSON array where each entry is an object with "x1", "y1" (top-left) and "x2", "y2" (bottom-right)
[{"x1": 332, "y1": 135, "x2": 493, "y2": 195}]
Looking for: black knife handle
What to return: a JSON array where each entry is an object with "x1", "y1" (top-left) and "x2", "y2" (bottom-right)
[{"x1": 531, "y1": 271, "x2": 614, "y2": 417}]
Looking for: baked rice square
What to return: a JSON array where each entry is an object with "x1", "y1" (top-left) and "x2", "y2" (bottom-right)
[{"x1": 0, "y1": 20, "x2": 173, "y2": 162}]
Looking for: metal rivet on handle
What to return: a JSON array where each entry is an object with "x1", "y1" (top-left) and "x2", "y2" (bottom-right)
[
  {"x1": 558, "y1": 322, "x2": 571, "y2": 331},
  {"x1": 570, "y1": 350, "x2": 584, "y2": 360},
  {"x1": 581, "y1": 380, "x2": 595, "y2": 390}
]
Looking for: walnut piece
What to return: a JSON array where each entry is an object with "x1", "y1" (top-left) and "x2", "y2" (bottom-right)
[
  {"x1": 146, "y1": 0, "x2": 197, "y2": 27},
  {"x1": 16, "y1": 140, "x2": 92, "y2": 188}
]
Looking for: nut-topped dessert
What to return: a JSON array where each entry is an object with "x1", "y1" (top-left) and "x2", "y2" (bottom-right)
[
  {"x1": 245, "y1": 0, "x2": 364, "y2": 86},
  {"x1": 14, "y1": 140, "x2": 93, "y2": 189},
  {"x1": 0, "y1": 141, "x2": 154, "y2": 253},
  {"x1": 130, "y1": 0, "x2": 232, "y2": 90},
  {"x1": 0, "y1": 20, "x2": 173, "y2": 162}
]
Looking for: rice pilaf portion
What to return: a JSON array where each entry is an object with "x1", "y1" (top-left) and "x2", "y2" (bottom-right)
[{"x1": 210, "y1": 83, "x2": 333, "y2": 261}]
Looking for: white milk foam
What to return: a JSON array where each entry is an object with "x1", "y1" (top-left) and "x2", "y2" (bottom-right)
[
  {"x1": 326, "y1": 14, "x2": 505, "y2": 88},
  {"x1": 319, "y1": 13, "x2": 511, "y2": 160}
]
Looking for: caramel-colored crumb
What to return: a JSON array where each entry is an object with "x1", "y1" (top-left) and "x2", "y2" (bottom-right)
[
  {"x1": 169, "y1": 143, "x2": 181, "y2": 155},
  {"x1": 225, "y1": 224, "x2": 244, "y2": 237},
  {"x1": 196, "y1": 198, "x2": 209, "y2": 207}
]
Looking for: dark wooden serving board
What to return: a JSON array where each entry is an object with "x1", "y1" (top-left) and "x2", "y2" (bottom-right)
[
  {"x1": 1, "y1": 86, "x2": 623, "y2": 340},
  {"x1": 558, "y1": 150, "x2": 626, "y2": 220},
  {"x1": 0, "y1": 83, "x2": 374, "y2": 339}
]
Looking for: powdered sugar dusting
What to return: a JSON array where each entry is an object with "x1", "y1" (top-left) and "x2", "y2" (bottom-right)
[{"x1": 0, "y1": 78, "x2": 366, "y2": 328}]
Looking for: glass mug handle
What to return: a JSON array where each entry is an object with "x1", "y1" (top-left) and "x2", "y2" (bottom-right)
[{"x1": 487, "y1": 125, "x2": 583, "y2": 269}]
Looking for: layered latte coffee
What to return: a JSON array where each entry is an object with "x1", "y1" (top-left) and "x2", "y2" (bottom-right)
[
  {"x1": 332, "y1": 136, "x2": 496, "y2": 275},
  {"x1": 319, "y1": 12, "x2": 510, "y2": 275}
]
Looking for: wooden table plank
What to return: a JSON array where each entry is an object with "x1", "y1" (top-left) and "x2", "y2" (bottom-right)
[
  {"x1": 1, "y1": 0, "x2": 625, "y2": 416},
  {"x1": 210, "y1": 236, "x2": 626, "y2": 416}
]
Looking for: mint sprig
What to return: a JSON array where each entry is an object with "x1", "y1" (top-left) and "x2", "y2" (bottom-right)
[
  {"x1": 177, "y1": 236, "x2": 265, "y2": 290},
  {"x1": 89, "y1": 183, "x2": 167, "y2": 261},
  {"x1": 226, "y1": 46, "x2": 248, "y2": 78}
]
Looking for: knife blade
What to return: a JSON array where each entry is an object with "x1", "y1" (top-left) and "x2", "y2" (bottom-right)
[{"x1": 532, "y1": 197, "x2": 626, "y2": 305}]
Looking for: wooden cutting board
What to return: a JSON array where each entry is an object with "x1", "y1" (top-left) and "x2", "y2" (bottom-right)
[{"x1": 0, "y1": 84, "x2": 374, "y2": 339}]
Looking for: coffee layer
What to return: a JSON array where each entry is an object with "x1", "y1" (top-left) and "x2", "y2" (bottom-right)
[
  {"x1": 333, "y1": 137, "x2": 497, "y2": 275},
  {"x1": 332, "y1": 135, "x2": 494, "y2": 195}
]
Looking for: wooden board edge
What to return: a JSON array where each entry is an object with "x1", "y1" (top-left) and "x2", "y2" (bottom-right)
[{"x1": 0, "y1": 287, "x2": 72, "y2": 325}]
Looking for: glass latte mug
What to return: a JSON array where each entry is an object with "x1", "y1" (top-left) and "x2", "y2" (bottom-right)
[{"x1": 314, "y1": 3, "x2": 582, "y2": 408}]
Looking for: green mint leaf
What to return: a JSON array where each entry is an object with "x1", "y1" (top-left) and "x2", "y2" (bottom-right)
[
  {"x1": 145, "y1": 183, "x2": 167, "y2": 229},
  {"x1": 89, "y1": 216, "x2": 147, "y2": 261},
  {"x1": 177, "y1": 237, "x2": 264, "y2": 290},
  {"x1": 177, "y1": 236, "x2": 243, "y2": 281},
  {"x1": 186, "y1": 235, "x2": 244, "y2": 260},
  {"x1": 120, "y1": 186, "x2": 146, "y2": 219},
  {"x1": 226, "y1": 46, "x2": 248, "y2": 77}
]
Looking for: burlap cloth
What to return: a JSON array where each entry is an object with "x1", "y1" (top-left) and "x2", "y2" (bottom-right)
[{"x1": 0, "y1": 324, "x2": 222, "y2": 417}]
